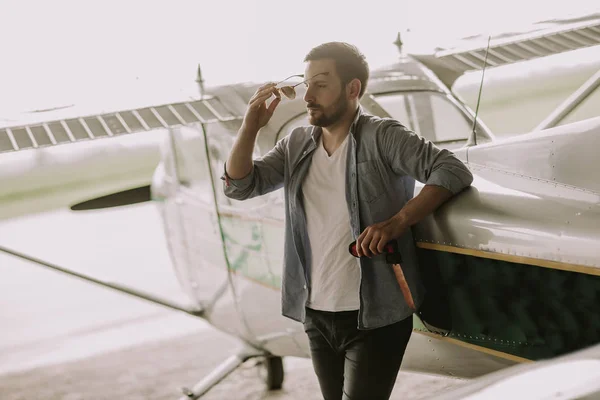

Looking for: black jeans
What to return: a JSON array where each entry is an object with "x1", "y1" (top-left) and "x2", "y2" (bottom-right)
[{"x1": 303, "y1": 307, "x2": 413, "y2": 400}]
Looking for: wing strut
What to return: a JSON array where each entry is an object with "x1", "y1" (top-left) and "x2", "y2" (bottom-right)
[
  {"x1": 534, "y1": 68, "x2": 600, "y2": 131},
  {"x1": 0, "y1": 244, "x2": 203, "y2": 317}
]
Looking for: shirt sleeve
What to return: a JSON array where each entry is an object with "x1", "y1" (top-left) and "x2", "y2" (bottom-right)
[
  {"x1": 378, "y1": 121, "x2": 473, "y2": 194},
  {"x1": 222, "y1": 135, "x2": 287, "y2": 200}
]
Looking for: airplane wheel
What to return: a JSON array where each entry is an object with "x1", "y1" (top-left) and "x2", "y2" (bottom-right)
[{"x1": 257, "y1": 356, "x2": 284, "y2": 390}]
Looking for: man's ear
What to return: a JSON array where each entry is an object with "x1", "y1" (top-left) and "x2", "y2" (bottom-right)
[{"x1": 346, "y1": 78, "x2": 361, "y2": 100}]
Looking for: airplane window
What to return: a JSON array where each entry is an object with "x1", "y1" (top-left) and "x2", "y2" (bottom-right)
[
  {"x1": 374, "y1": 92, "x2": 473, "y2": 146},
  {"x1": 557, "y1": 83, "x2": 600, "y2": 127},
  {"x1": 370, "y1": 95, "x2": 413, "y2": 131},
  {"x1": 429, "y1": 95, "x2": 473, "y2": 142}
]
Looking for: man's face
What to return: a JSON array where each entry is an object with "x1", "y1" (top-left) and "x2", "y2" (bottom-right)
[{"x1": 303, "y1": 59, "x2": 348, "y2": 127}]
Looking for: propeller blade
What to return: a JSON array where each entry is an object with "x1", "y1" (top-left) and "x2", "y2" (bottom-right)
[{"x1": 70, "y1": 185, "x2": 151, "y2": 211}]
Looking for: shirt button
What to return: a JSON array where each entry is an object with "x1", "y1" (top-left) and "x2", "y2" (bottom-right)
[{"x1": 303, "y1": 284, "x2": 307, "y2": 290}]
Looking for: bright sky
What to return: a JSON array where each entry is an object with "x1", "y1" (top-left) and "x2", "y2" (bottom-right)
[{"x1": 1, "y1": 0, "x2": 598, "y2": 115}]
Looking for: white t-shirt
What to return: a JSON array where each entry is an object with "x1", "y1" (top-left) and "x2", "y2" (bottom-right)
[{"x1": 302, "y1": 134, "x2": 360, "y2": 312}]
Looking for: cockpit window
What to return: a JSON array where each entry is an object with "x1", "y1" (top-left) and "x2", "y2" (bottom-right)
[{"x1": 373, "y1": 92, "x2": 473, "y2": 146}]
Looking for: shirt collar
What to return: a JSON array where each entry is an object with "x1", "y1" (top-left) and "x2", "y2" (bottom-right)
[{"x1": 350, "y1": 104, "x2": 364, "y2": 133}]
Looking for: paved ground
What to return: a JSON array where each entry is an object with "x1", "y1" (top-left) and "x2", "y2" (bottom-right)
[{"x1": 0, "y1": 324, "x2": 467, "y2": 400}]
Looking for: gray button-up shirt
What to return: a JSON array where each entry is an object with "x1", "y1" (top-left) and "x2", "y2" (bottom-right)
[{"x1": 223, "y1": 106, "x2": 473, "y2": 329}]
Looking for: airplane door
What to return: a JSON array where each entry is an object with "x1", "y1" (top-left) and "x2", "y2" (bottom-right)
[
  {"x1": 203, "y1": 121, "x2": 307, "y2": 356},
  {"x1": 158, "y1": 123, "x2": 248, "y2": 335}
]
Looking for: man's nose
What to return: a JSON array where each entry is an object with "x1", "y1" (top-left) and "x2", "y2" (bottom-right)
[{"x1": 303, "y1": 85, "x2": 314, "y2": 104}]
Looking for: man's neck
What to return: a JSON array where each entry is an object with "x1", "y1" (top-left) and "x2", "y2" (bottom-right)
[{"x1": 321, "y1": 105, "x2": 359, "y2": 156}]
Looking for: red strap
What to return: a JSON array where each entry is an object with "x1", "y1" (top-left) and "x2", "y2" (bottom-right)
[{"x1": 392, "y1": 263, "x2": 416, "y2": 311}]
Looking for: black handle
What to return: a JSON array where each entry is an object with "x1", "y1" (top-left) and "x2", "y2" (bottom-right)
[{"x1": 348, "y1": 240, "x2": 401, "y2": 263}]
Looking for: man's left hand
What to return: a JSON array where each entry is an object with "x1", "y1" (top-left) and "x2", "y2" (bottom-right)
[{"x1": 356, "y1": 215, "x2": 406, "y2": 258}]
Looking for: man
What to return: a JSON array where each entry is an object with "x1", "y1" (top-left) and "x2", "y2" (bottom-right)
[{"x1": 223, "y1": 42, "x2": 473, "y2": 399}]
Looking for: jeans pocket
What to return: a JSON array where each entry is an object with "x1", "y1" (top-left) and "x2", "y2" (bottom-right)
[{"x1": 303, "y1": 308, "x2": 315, "y2": 333}]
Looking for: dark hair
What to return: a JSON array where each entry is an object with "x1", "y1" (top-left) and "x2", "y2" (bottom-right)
[{"x1": 304, "y1": 42, "x2": 369, "y2": 98}]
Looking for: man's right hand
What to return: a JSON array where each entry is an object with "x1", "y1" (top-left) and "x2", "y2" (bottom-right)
[
  {"x1": 241, "y1": 83, "x2": 281, "y2": 134},
  {"x1": 226, "y1": 83, "x2": 281, "y2": 180}
]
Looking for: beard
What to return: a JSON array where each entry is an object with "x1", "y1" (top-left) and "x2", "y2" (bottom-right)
[{"x1": 307, "y1": 92, "x2": 348, "y2": 127}]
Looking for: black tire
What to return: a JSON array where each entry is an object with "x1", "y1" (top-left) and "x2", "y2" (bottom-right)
[{"x1": 258, "y1": 356, "x2": 284, "y2": 390}]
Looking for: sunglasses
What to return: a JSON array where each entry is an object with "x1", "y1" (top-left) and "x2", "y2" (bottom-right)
[{"x1": 276, "y1": 72, "x2": 329, "y2": 100}]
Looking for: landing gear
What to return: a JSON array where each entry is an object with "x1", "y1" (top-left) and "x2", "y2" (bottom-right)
[
  {"x1": 257, "y1": 356, "x2": 284, "y2": 390},
  {"x1": 179, "y1": 349, "x2": 285, "y2": 399}
]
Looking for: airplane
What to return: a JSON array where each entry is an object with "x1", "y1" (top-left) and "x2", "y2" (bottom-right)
[
  {"x1": 431, "y1": 341, "x2": 600, "y2": 399},
  {"x1": 1, "y1": 12, "x2": 599, "y2": 400}
]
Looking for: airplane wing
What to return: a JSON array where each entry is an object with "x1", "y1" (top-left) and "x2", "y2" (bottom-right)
[
  {"x1": 410, "y1": 13, "x2": 600, "y2": 88},
  {"x1": 0, "y1": 96, "x2": 238, "y2": 154},
  {"x1": 0, "y1": 91, "x2": 244, "y2": 221}
]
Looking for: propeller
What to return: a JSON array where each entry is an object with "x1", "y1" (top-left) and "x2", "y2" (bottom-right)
[{"x1": 70, "y1": 185, "x2": 151, "y2": 211}]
